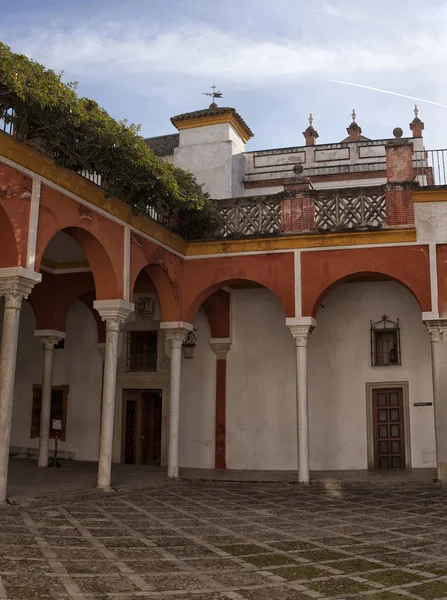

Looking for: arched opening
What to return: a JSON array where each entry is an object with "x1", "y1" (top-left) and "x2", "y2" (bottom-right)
[
  {"x1": 181, "y1": 279, "x2": 296, "y2": 471},
  {"x1": 308, "y1": 273, "x2": 435, "y2": 473}
]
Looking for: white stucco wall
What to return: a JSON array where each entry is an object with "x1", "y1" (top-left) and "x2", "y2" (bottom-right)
[
  {"x1": 174, "y1": 123, "x2": 245, "y2": 199},
  {"x1": 179, "y1": 308, "x2": 216, "y2": 468},
  {"x1": 222, "y1": 283, "x2": 435, "y2": 471},
  {"x1": 9, "y1": 299, "x2": 103, "y2": 461},
  {"x1": 415, "y1": 202, "x2": 447, "y2": 243},
  {"x1": 226, "y1": 289, "x2": 298, "y2": 470}
]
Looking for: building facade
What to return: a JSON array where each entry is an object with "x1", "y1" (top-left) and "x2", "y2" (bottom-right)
[{"x1": 0, "y1": 104, "x2": 446, "y2": 501}]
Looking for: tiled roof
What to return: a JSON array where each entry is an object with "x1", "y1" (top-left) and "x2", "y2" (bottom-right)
[
  {"x1": 145, "y1": 133, "x2": 179, "y2": 156},
  {"x1": 171, "y1": 106, "x2": 254, "y2": 138}
]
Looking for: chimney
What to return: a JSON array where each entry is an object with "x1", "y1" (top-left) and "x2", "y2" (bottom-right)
[
  {"x1": 302, "y1": 113, "x2": 319, "y2": 146},
  {"x1": 346, "y1": 109, "x2": 362, "y2": 142},
  {"x1": 410, "y1": 104, "x2": 425, "y2": 138}
]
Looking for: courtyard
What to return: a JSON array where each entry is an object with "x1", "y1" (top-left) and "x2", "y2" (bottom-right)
[{"x1": 2, "y1": 475, "x2": 447, "y2": 599}]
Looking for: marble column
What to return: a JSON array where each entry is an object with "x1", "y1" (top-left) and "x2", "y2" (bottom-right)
[
  {"x1": 210, "y1": 338, "x2": 231, "y2": 469},
  {"x1": 425, "y1": 320, "x2": 447, "y2": 482},
  {"x1": 288, "y1": 319, "x2": 316, "y2": 484},
  {"x1": 0, "y1": 269, "x2": 41, "y2": 502},
  {"x1": 161, "y1": 322, "x2": 192, "y2": 478},
  {"x1": 34, "y1": 330, "x2": 65, "y2": 467},
  {"x1": 94, "y1": 300, "x2": 134, "y2": 491}
]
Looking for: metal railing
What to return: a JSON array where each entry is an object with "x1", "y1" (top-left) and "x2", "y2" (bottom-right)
[
  {"x1": 0, "y1": 108, "x2": 14, "y2": 136},
  {"x1": 314, "y1": 187, "x2": 386, "y2": 230},
  {"x1": 414, "y1": 150, "x2": 447, "y2": 187},
  {"x1": 216, "y1": 195, "x2": 281, "y2": 237}
]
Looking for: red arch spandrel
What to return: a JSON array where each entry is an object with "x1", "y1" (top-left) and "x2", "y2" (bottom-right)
[
  {"x1": 35, "y1": 184, "x2": 124, "y2": 299},
  {"x1": 182, "y1": 253, "x2": 295, "y2": 324},
  {"x1": 0, "y1": 163, "x2": 32, "y2": 267},
  {"x1": 202, "y1": 290, "x2": 231, "y2": 338},
  {"x1": 301, "y1": 246, "x2": 431, "y2": 318}
]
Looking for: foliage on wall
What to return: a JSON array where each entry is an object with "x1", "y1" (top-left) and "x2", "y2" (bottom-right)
[{"x1": 0, "y1": 42, "x2": 220, "y2": 239}]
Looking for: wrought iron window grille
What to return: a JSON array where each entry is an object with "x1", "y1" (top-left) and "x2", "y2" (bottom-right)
[
  {"x1": 370, "y1": 315, "x2": 401, "y2": 367},
  {"x1": 127, "y1": 331, "x2": 158, "y2": 372}
]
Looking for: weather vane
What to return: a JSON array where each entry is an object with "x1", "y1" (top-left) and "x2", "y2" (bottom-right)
[{"x1": 203, "y1": 85, "x2": 223, "y2": 107}]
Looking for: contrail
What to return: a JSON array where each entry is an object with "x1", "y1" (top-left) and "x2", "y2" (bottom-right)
[{"x1": 332, "y1": 80, "x2": 447, "y2": 109}]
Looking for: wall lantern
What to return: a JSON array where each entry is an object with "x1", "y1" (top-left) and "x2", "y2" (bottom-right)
[{"x1": 182, "y1": 331, "x2": 197, "y2": 359}]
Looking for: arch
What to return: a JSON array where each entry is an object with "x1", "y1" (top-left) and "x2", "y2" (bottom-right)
[
  {"x1": 35, "y1": 182, "x2": 125, "y2": 299},
  {"x1": 131, "y1": 264, "x2": 180, "y2": 322},
  {"x1": 35, "y1": 227, "x2": 119, "y2": 300},
  {"x1": 0, "y1": 203, "x2": 20, "y2": 267},
  {"x1": 301, "y1": 246, "x2": 432, "y2": 318},
  {"x1": 181, "y1": 253, "x2": 295, "y2": 324}
]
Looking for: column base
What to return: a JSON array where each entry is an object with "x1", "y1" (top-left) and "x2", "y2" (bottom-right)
[
  {"x1": 438, "y1": 459, "x2": 447, "y2": 483},
  {"x1": 96, "y1": 485, "x2": 116, "y2": 493}
]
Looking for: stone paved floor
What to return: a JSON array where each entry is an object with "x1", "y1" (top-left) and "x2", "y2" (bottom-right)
[{"x1": 2, "y1": 479, "x2": 447, "y2": 599}]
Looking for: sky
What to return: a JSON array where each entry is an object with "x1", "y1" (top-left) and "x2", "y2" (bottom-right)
[{"x1": 1, "y1": 0, "x2": 447, "y2": 151}]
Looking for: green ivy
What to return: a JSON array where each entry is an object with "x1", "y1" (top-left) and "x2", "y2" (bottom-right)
[{"x1": 0, "y1": 41, "x2": 221, "y2": 239}]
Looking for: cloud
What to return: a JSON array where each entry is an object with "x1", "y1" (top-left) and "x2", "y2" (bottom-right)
[{"x1": 4, "y1": 20, "x2": 447, "y2": 90}]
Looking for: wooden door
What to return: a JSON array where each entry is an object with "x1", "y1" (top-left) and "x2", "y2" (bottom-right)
[
  {"x1": 373, "y1": 388, "x2": 406, "y2": 469},
  {"x1": 122, "y1": 389, "x2": 162, "y2": 465}
]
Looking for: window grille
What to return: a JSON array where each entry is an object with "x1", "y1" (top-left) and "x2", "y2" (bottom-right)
[
  {"x1": 30, "y1": 385, "x2": 68, "y2": 440},
  {"x1": 370, "y1": 315, "x2": 401, "y2": 367},
  {"x1": 127, "y1": 331, "x2": 158, "y2": 372}
]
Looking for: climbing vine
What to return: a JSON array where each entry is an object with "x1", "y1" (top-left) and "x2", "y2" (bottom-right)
[{"x1": 0, "y1": 41, "x2": 220, "y2": 239}]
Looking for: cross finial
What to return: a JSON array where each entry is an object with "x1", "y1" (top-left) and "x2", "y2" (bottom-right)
[
  {"x1": 414, "y1": 104, "x2": 419, "y2": 118},
  {"x1": 308, "y1": 113, "x2": 313, "y2": 127},
  {"x1": 352, "y1": 109, "x2": 356, "y2": 122},
  {"x1": 202, "y1": 85, "x2": 223, "y2": 108}
]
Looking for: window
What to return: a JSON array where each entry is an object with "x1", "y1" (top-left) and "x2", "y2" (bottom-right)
[
  {"x1": 370, "y1": 316, "x2": 401, "y2": 366},
  {"x1": 127, "y1": 331, "x2": 158, "y2": 372},
  {"x1": 30, "y1": 385, "x2": 69, "y2": 440}
]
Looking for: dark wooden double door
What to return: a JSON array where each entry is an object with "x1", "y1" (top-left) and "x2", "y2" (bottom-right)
[
  {"x1": 373, "y1": 388, "x2": 406, "y2": 469},
  {"x1": 123, "y1": 389, "x2": 162, "y2": 465}
]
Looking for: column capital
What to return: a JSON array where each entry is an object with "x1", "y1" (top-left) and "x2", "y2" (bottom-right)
[
  {"x1": 93, "y1": 299, "x2": 134, "y2": 330},
  {"x1": 0, "y1": 268, "x2": 41, "y2": 309},
  {"x1": 210, "y1": 338, "x2": 231, "y2": 359},
  {"x1": 34, "y1": 330, "x2": 65, "y2": 350},
  {"x1": 286, "y1": 317, "x2": 316, "y2": 347},
  {"x1": 161, "y1": 323, "x2": 193, "y2": 348},
  {"x1": 424, "y1": 319, "x2": 447, "y2": 342}
]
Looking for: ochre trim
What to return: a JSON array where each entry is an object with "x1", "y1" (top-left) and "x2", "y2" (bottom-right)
[
  {"x1": 41, "y1": 258, "x2": 91, "y2": 270},
  {"x1": 187, "y1": 228, "x2": 417, "y2": 256},
  {"x1": 173, "y1": 114, "x2": 253, "y2": 143},
  {"x1": 0, "y1": 132, "x2": 187, "y2": 255},
  {"x1": 414, "y1": 189, "x2": 447, "y2": 203}
]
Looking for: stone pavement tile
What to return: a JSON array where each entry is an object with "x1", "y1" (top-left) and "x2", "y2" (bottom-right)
[
  {"x1": 100, "y1": 546, "x2": 162, "y2": 559},
  {"x1": 0, "y1": 558, "x2": 49, "y2": 573},
  {"x1": 268, "y1": 540, "x2": 320, "y2": 552},
  {"x1": 219, "y1": 544, "x2": 270, "y2": 556},
  {"x1": 0, "y1": 546, "x2": 44, "y2": 558},
  {"x1": 353, "y1": 545, "x2": 397, "y2": 556},
  {"x1": 295, "y1": 549, "x2": 350, "y2": 562},
  {"x1": 268, "y1": 564, "x2": 328, "y2": 581},
  {"x1": 327, "y1": 558, "x2": 385, "y2": 573},
  {"x1": 182, "y1": 558, "x2": 247, "y2": 571},
  {"x1": 380, "y1": 552, "x2": 429, "y2": 566},
  {"x1": 243, "y1": 553, "x2": 299, "y2": 568},
  {"x1": 407, "y1": 580, "x2": 447, "y2": 599},
  {"x1": 306, "y1": 575, "x2": 378, "y2": 595},
  {"x1": 168, "y1": 545, "x2": 222, "y2": 558},
  {"x1": 141, "y1": 573, "x2": 213, "y2": 591},
  {"x1": 73, "y1": 574, "x2": 142, "y2": 593},
  {"x1": 118, "y1": 559, "x2": 186, "y2": 573},
  {"x1": 364, "y1": 568, "x2": 426, "y2": 586},
  {"x1": 414, "y1": 564, "x2": 447, "y2": 576},
  {"x1": 366, "y1": 593, "x2": 416, "y2": 600},
  {"x1": 237, "y1": 586, "x2": 320, "y2": 599},
  {"x1": 2, "y1": 574, "x2": 69, "y2": 600},
  {"x1": 207, "y1": 570, "x2": 273, "y2": 587},
  {"x1": 61, "y1": 559, "x2": 124, "y2": 574},
  {"x1": 100, "y1": 536, "x2": 151, "y2": 548},
  {"x1": 311, "y1": 536, "x2": 364, "y2": 547}
]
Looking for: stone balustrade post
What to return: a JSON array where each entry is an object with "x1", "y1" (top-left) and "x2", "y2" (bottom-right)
[
  {"x1": 94, "y1": 300, "x2": 134, "y2": 491},
  {"x1": 385, "y1": 128, "x2": 416, "y2": 226},
  {"x1": 34, "y1": 330, "x2": 65, "y2": 467}
]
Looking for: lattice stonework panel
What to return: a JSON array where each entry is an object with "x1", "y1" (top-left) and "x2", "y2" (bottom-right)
[
  {"x1": 314, "y1": 188, "x2": 386, "y2": 230},
  {"x1": 217, "y1": 197, "x2": 281, "y2": 237}
]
